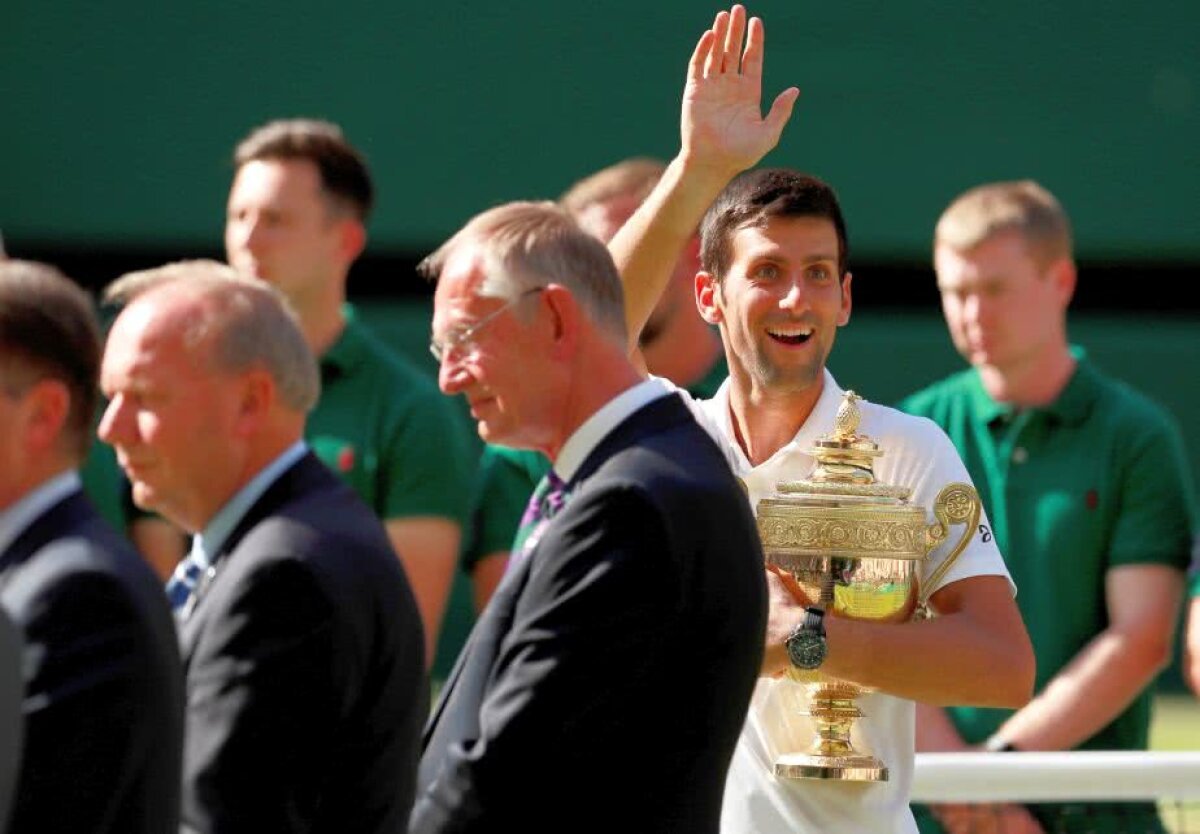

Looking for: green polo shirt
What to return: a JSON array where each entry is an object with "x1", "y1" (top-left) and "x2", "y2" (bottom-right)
[
  {"x1": 899, "y1": 350, "x2": 1196, "y2": 753},
  {"x1": 308, "y1": 304, "x2": 472, "y2": 526}
]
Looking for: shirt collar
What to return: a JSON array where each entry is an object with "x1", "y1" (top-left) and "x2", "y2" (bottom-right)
[
  {"x1": 319, "y1": 303, "x2": 366, "y2": 378},
  {"x1": 192, "y1": 441, "x2": 308, "y2": 567},
  {"x1": 554, "y1": 377, "x2": 672, "y2": 483},
  {"x1": 708, "y1": 368, "x2": 845, "y2": 473},
  {"x1": 967, "y1": 346, "x2": 1098, "y2": 428},
  {"x1": 0, "y1": 470, "x2": 82, "y2": 557}
]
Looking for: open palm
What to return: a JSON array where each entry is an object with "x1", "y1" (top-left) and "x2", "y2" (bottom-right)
[{"x1": 682, "y1": 6, "x2": 799, "y2": 176}]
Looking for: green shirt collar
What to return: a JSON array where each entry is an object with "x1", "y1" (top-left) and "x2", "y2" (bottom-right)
[
  {"x1": 969, "y1": 346, "x2": 1099, "y2": 427},
  {"x1": 320, "y1": 303, "x2": 367, "y2": 378}
]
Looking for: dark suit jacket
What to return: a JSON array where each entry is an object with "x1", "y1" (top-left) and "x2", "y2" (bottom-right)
[
  {"x1": 178, "y1": 452, "x2": 426, "y2": 834},
  {"x1": 0, "y1": 607, "x2": 22, "y2": 834},
  {"x1": 0, "y1": 488, "x2": 184, "y2": 834},
  {"x1": 412, "y1": 393, "x2": 767, "y2": 834}
]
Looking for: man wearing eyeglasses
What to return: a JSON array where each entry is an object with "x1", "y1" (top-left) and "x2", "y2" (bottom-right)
[{"x1": 413, "y1": 191, "x2": 767, "y2": 832}]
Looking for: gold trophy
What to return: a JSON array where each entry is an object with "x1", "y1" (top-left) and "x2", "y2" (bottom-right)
[{"x1": 756, "y1": 391, "x2": 980, "y2": 782}]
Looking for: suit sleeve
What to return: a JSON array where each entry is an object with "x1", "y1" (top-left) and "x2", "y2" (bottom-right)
[
  {"x1": 182, "y1": 557, "x2": 344, "y2": 834},
  {"x1": 411, "y1": 483, "x2": 679, "y2": 833},
  {"x1": 7, "y1": 563, "x2": 157, "y2": 831}
]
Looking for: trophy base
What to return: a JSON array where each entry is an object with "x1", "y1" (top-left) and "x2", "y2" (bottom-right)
[{"x1": 774, "y1": 753, "x2": 888, "y2": 782}]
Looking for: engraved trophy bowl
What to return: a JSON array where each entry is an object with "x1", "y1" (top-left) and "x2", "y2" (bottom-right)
[{"x1": 756, "y1": 390, "x2": 980, "y2": 782}]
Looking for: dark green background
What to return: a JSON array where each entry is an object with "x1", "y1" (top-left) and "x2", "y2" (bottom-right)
[{"x1": 4, "y1": 1, "x2": 1198, "y2": 260}]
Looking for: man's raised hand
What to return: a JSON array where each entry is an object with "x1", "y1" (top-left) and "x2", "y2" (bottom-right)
[{"x1": 682, "y1": 5, "x2": 800, "y2": 178}]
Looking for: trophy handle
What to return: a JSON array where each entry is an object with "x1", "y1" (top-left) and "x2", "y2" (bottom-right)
[{"x1": 915, "y1": 483, "x2": 981, "y2": 619}]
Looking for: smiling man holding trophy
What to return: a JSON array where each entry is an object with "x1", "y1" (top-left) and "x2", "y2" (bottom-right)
[{"x1": 606, "y1": 6, "x2": 1036, "y2": 832}]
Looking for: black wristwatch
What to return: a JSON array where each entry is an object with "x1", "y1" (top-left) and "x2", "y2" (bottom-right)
[{"x1": 784, "y1": 606, "x2": 827, "y2": 670}]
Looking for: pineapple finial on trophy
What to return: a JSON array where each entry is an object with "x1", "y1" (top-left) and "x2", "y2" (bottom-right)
[{"x1": 832, "y1": 390, "x2": 862, "y2": 441}]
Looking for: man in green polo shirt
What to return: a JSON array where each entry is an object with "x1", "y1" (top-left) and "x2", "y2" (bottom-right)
[
  {"x1": 455, "y1": 158, "x2": 727, "y2": 616},
  {"x1": 900, "y1": 180, "x2": 1195, "y2": 834},
  {"x1": 225, "y1": 119, "x2": 472, "y2": 664}
]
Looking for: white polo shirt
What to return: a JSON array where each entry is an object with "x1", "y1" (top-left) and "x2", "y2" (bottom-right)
[{"x1": 673, "y1": 370, "x2": 1012, "y2": 834}]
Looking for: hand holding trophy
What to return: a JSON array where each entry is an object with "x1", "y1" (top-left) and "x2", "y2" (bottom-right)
[{"x1": 756, "y1": 391, "x2": 981, "y2": 782}]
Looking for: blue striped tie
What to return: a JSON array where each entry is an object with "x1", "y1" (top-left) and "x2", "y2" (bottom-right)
[{"x1": 165, "y1": 536, "x2": 209, "y2": 613}]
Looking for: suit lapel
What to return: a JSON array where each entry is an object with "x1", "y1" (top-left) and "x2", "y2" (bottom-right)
[
  {"x1": 423, "y1": 549, "x2": 533, "y2": 744},
  {"x1": 423, "y1": 395, "x2": 692, "y2": 747},
  {"x1": 178, "y1": 453, "x2": 332, "y2": 664}
]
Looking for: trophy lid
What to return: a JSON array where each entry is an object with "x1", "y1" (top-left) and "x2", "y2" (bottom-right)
[{"x1": 776, "y1": 390, "x2": 911, "y2": 500}]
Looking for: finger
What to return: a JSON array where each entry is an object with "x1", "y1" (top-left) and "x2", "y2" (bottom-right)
[
  {"x1": 764, "y1": 87, "x2": 801, "y2": 140},
  {"x1": 741, "y1": 15, "x2": 766, "y2": 81},
  {"x1": 766, "y1": 563, "x2": 808, "y2": 600},
  {"x1": 725, "y1": 5, "x2": 747, "y2": 74},
  {"x1": 688, "y1": 29, "x2": 716, "y2": 82},
  {"x1": 704, "y1": 10, "x2": 730, "y2": 77}
]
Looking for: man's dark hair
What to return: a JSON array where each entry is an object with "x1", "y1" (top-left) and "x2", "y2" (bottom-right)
[
  {"x1": 700, "y1": 169, "x2": 850, "y2": 281},
  {"x1": 0, "y1": 260, "x2": 101, "y2": 460},
  {"x1": 234, "y1": 118, "x2": 374, "y2": 221}
]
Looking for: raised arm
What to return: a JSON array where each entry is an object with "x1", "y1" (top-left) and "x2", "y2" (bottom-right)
[{"x1": 609, "y1": 4, "x2": 799, "y2": 353}]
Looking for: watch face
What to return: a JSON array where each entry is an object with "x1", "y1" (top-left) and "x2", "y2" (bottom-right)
[{"x1": 786, "y1": 631, "x2": 827, "y2": 670}]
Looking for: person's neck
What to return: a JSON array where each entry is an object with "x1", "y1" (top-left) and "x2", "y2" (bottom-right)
[
  {"x1": 542, "y1": 343, "x2": 643, "y2": 464},
  {"x1": 977, "y1": 344, "x2": 1076, "y2": 408},
  {"x1": 727, "y1": 372, "x2": 824, "y2": 467},
  {"x1": 643, "y1": 313, "x2": 723, "y2": 390},
  {"x1": 293, "y1": 283, "x2": 348, "y2": 358}
]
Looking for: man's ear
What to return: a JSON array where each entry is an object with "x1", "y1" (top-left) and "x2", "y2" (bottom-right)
[
  {"x1": 1049, "y1": 258, "x2": 1076, "y2": 307},
  {"x1": 23, "y1": 379, "x2": 71, "y2": 454},
  {"x1": 338, "y1": 218, "x2": 367, "y2": 264},
  {"x1": 233, "y1": 369, "x2": 275, "y2": 435},
  {"x1": 540, "y1": 284, "x2": 579, "y2": 359},
  {"x1": 837, "y1": 272, "x2": 853, "y2": 327},
  {"x1": 696, "y1": 271, "x2": 723, "y2": 325}
]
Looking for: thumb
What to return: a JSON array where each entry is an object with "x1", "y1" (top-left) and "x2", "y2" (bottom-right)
[{"x1": 764, "y1": 86, "x2": 801, "y2": 140}]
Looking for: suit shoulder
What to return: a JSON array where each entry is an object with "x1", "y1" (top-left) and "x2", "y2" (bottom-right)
[
  {"x1": 229, "y1": 483, "x2": 405, "y2": 590},
  {"x1": 2, "y1": 533, "x2": 162, "y2": 626}
]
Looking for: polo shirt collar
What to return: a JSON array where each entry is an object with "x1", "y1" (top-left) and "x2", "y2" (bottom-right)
[
  {"x1": 968, "y1": 345, "x2": 1098, "y2": 428},
  {"x1": 320, "y1": 303, "x2": 367, "y2": 379},
  {"x1": 1042, "y1": 348, "x2": 1099, "y2": 426},
  {"x1": 709, "y1": 368, "x2": 845, "y2": 473}
]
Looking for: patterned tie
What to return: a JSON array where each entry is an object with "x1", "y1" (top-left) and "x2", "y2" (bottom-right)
[
  {"x1": 165, "y1": 535, "x2": 210, "y2": 613},
  {"x1": 506, "y1": 471, "x2": 569, "y2": 573}
]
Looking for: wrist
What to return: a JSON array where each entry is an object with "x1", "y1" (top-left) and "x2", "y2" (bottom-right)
[
  {"x1": 672, "y1": 150, "x2": 745, "y2": 190},
  {"x1": 784, "y1": 606, "x2": 827, "y2": 670}
]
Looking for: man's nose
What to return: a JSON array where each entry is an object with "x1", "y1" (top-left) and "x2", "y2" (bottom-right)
[
  {"x1": 97, "y1": 395, "x2": 126, "y2": 444},
  {"x1": 779, "y1": 276, "x2": 807, "y2": 311},
  {"x1": 438, "y1": 356, "x2": 470, "y2": 395}
]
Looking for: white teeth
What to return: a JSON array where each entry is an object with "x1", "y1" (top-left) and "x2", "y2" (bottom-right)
[{"x1": 767, "y1": 327, "x2": 813, "y2": 338}]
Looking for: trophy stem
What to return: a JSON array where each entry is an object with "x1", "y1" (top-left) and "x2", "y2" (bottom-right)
[{"x1": 773, "y1": 683, "x2": 889, "y2": 782}]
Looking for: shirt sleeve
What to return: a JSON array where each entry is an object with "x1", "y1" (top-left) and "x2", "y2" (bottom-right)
[
  {"x1": 1107, "y1": 409, "x2": 1197, "y2": 570},
  {"x1": 378, "y1": 387, "x2": 475, "y2": 525}
]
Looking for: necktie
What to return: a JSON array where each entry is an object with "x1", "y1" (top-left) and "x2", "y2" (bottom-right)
[
  {"x1": 507, "y1": 471, "x2": 569, "y2": 572},
  {"x1": 165, "y1": 535, "x2": 210, "y2": 613}
]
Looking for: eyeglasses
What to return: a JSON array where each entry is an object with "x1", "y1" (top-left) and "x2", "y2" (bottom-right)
[{"x1": 429, "y1": 287, "x2": 544, "y2": 364}]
